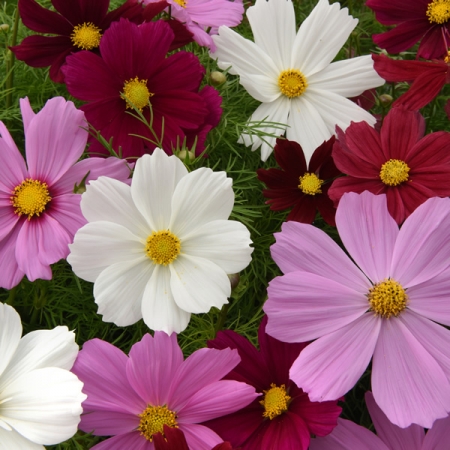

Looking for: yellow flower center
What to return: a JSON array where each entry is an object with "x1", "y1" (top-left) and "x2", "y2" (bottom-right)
[
  {"x1": 278, "y1": 69, "x2": 308, "y2": 98},
  {"x1": 260, "y1": 384, "x2": 291, "y2": 420},
  {"x1": 173, "y1": 0, "x2": 187, "y2": 6},
  {"x1": 427, "y1": 0, "x2": 450, "y2": 24},
  {"x1": 71, "y1": 22, "x2": 102, "y2": 50},
  {"x1": 298, "y1": 172, "x2": 324, "y2": 195},
  {"x1": 379, "y1": 159, "x2": 410, "y2": 186},
  {"x1": 11, "y1": 179, "x2": 52, "y2": 220},
  {"x1": 368, "y1": 279, "x2": 408, "y2": 319},
  {"x1": 138, "y1": 405, "x2": 178, "y2": 441},
  {"x1": 145, "y1": 230, "x2": 181, "y2": 265},
  {"x1": 122, "y1": 77, "x2": 154, "y2": 112}
]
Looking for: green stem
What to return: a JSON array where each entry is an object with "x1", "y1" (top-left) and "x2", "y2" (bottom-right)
[
  {"x1": 6, "y1": 286, "x2": 17, "y2": 306},
  {"x1": 214, "y1": 303, "x2": 230, "y2": 337},
  {"x1": 5, "y1": 7, "x2": 20, "y2": 109}
]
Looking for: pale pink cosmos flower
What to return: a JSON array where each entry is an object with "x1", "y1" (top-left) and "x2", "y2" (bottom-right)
[
  {"x1": 310, "y1": 392, "x2": 450, "y2": 450},
  {"x1": 0, "y1": 97, "x2": 131, "y2": 289},
  {"x1": 264, "y1": 191, "x2": 450, "y2": 428},
  {"x1": 71, "y1": 331, "x2": 258, "y2": 449}
]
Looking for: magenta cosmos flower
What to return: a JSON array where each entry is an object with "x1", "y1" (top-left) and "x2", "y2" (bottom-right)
[
  {"x1": 0, "y1": 96, "x2": 131, "y2": 289},
  {"x1": 310, "y1": 392, "x2": 450, "y2": 449},
  {"x1": 204, "y1": 316, "x2": 341, "y2": 449},
  {"x1": 264, "y1": 191, "x2": 450, "y2": 428},
  {"x1": 71, "y1": 332, "x2": 258, "y2": 449},
  {"x1": 366, "y1": 0, "x2": 450, "y2": 59},
  {"x1": 11, "y1": 0, "x2": 143, "y2": 83},
  {"x1": 63, "y1": 18, "x2": 220, "y2": 159},
  {"x1": 328, "y1": 107, "x2": 450, "y2": 224}
]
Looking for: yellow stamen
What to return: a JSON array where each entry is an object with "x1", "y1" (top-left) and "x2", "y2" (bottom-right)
[
  {"x1": 145, "y1": 230, "x2": 181, "y2": 265},
  {"x1": 298, "y1": 172, "x2": 324, "y2": 195},
  {"x1": 173, "y1": 0, "x2": 187, "y2": 6},
  {"x1": 278, "y1": 69, "x2": 308, "y2": 98},
  {"x1": 445, "y1": 50, "x2": 450, "y2": 63},
  {"x1": 138, "y1": 405, "x2": 178, "y2": 441},
  {"x1": 121, "y1": 77, "x2": 153, "y2": 112},
  {"x1": 260, "y1": 384, "x2": 291, "y2": 420},
  {"x1": 368, "y1": 279, "x2": 408, "y2": 318},
  {"x1": 11, "y1": 179, "x2": 51, "y2": 220},
  {"x1": 426, "y1": 0, "x2": 450, "y2": 24},
  {"x1": 71, "y1": 22, "x2": 102, "y2": 50},
  {"x1": 379, "y1": 159, "x2": 410, "y2": 186}
]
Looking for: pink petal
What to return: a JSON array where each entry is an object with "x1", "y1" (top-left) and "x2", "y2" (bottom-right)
[
  {"x1": 265, "y1": 271, "x2": 368, "y2": 342},
  {"x1": 91, "y1": 431, "x2": 152, "y2": 450},
  {"x1": 46, "y1": 194, "x2": 84, "y2": 239},
  {"x1": 0, "y1": 129, "x2": 28, "y2": 191},
  {"x1": 372, "y1": 318, "x2": 450, "y2": 428},
  {"x1": 365, "y1": 391, "x2": 424, "y2": 450},
  {"x1": 270, "y1": 221, "x2": 369, "y2": 293},
  {"x1": 19, "y1": 97, "x2": 36, "y2": 134},
  {"x1": 336, "y1": 192, "x2": 398, "y2": 283},
  {"x1": 0, "y1": 204, "x2": 20, "y2": 242},
  {"x1": 126, "y1": 332, "x2": 183, "y2": 406},
  {"x1": 0, "y1": 225, "x2": 24, "y2": 289},
  {"x1": 181, "y1": 424, "x2": 222, "y2": 450},
  {"x1": 79, "y1": 410, "x2": 140, "y2": 437},
  {"x1": 290, "y1": 313, "x2": 381, "y2": 402},
  {"x1": 422, "y1": 414, "x2": 450, "y2": 450}
]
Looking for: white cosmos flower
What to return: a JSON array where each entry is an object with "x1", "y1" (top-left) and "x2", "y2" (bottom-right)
[
  {"x1": 211, "y1": 0, "x2": 385, "y2": 162},
  {"x1": 67, "y1": 149, "x2": 253, "y2": 334},
  {"x1": 0, "y1": 303, "x2": 85, "y2": 449}
]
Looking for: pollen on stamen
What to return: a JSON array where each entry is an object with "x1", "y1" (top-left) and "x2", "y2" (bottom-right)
[
  {"x1": 298, "y1": 172, "x2": 324, "y2": 195},
  {"x1": 138, "y1": 405, "x2": 178, "y2": 441},
  {"x1": 426, "y1": 0, "x2": 450, "y2": 24},
  {"x1": 71, "y1": 22, "x2": 102, "y2": 50},
  {"x1": 379, "y1": 159, "x2": 410, "y2": 186},
  {"x1": 121, "y1": 77, "x2": 153, "y2": 112},
  {"x1": 278, "y1": 69, "x2": 308, "y2": 98},
  {"x1": 11, "y1": 178, "x2": 52, "y2": 220},
  {"x1": 145, "y1": 230, "x2": 181, "y2": 265},
  {"x1": 368, "y1": 278, "x2": 408, "y2": 319},
  {"x1": 260, "y1": 383, "x2": 291, "y2": 420}
]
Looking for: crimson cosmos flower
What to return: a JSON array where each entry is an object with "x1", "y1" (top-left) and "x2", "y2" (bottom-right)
[
  {"x1": 256, "y1": 137, "x2": 340, "y2": 226},
  {"x1": 63, "y1": 18, "x2": 220, "y2": 158},
  {"x1": 11, "y1": 0, "x2": 143, "y2": 83},
  {"x1": 373, "y1": 53, "x2": 450, "y2": 110},
  {"x1": 328, "y1": 107, "x2": 450, "y2": 224},
  {"x1": 204, "y1": 316, "x2": 342, "y2": 450},
  {"x1": 366, "y1": 0, "x2": 450, "y2": 60}
]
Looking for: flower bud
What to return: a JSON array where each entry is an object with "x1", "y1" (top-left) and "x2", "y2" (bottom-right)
[
  {"x1": 178, "y1": 150, "x2": 195, "y2": 161},
  {"x1": 379, "y1": 94, "x2": 393, "y2": 107},
  {"x1": 0, "y1": 24, "x2": 9, "y2": 32},
  {"x1": 210, "y1": 71, "x2": 227, "y2": 86}
]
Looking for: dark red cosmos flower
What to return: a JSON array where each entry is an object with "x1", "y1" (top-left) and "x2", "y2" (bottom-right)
[
  {"x1": 256, "y1": 137, "x2": 340, "y2": 226},
  {"x1": 366, "y1": 0, "x2": 450, "y2": 60},
  {"x1": 373, "y1": 53, "x2": 450, "y2": 110},
  {"x1": 11, "y1": 0, "x2": 143, "y2": 83},
  {"x1": 204, "y1": 316, "x2": 342, "y2": 450},
  {"x1": 63, "y1": 19, "x2": 220, "y2": 159},
  {"x1": 328, "y1": 107, "x2": 450, "y2": 224}
]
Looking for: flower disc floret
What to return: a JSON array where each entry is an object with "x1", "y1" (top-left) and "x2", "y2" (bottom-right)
[
  {"x1": 298, "y1": 173, "x2": 323, "y2": 195},
  {"x1": 122, "y1": 77, "x2": 153, "y2": 112},
  {"x1": 145, "y1": 230, "x2": 181, "y2": 265},
  {"x1": 71, "y1": 22, "x2": 102, "y2": 50},
  {"x1": 278, "y1": 69, "x2": 308, "y2": 98},
  {"x1": 260, "y1": 383, "x2": 291, "y2": 420},
  {"x1": 138, "y1": 405, "x2": 178, "y2": 441},
  {"x1": 173, "y1": 0, "x2": 187, "y2": 7},
  {"x1": 368, "y1": 279, "x2": 408, "y2": 319},
  {"x1": 11, "y1": 178, "x2": 52, "y2": 219},
  {"x1": 379, "y1": 159, "x2": 410, "y2": 186},
  {"x1": 426, "y1": 0, "x2": 450, "y2": 24}
]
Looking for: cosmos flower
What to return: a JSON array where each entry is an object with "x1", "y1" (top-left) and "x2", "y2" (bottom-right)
[
  {"x1": 63, "y1": 18, "x2": 220, "y2": 158},
  {"x1": 328, "y1": 107, "x2": 450, "y2": 224},
  {"x1": 310, "y1": 392, "x2": 450, "y2": 449},
  {"x1": 68, "y1": 148, "x2": 253, "y2": 334},
  {"x1": 0, "y1": 302, "x2": 85, "y2": 448},
  {"x1": 366, "y1": 0, "x2": 450, "y2": 60},
  {"x1": 0, "y1": 96, "x2": 131, "y2": 289},
  {"x1": 211, "y1": 0, "x2": 383, "y2": 161},
  {"x1": 11, "y1": 0, "x2": 143, "y2": 83},
  {"x1": 257, "y1": 137, "x2": 340, "y2": 226},
  {"x1": 71, "y1": 331, "x2": 258, "y2": 449},
  {"x1": 204, "y1": 316, "x2": 341, "y2": 449},
  {"x1": 264, "y1": 191, "x2": 450, "y2": 428}
]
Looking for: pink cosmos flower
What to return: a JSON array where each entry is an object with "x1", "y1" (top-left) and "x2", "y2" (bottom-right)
[
  {"x1": 0, "y1": 97, "x2": 131, "y2": 289},
  {"x1": 264, "y1": 191, "x2": 450, "y2": 428},
  {"x1": 71, "y1": 332, "x2": 258, "y2": 449},
  {"x1": 310, "y1": 392, "x2": 450, "y2": 449}
]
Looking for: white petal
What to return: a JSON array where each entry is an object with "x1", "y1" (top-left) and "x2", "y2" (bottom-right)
[
  {"x1": 181, "y1": 220, "x2": 253, "y2": 274},
  {"x1": 0, "y1": 427, "x2": 43, "y2": 450},
  {"x1": 131, "y1": 150, "x2": 188, "y2": 230},
  {"x1": 292, "y1": 0, "x2": 358, "y2": 76},
  {"x1": 94, "y1": 258, "x2": 154, "y2": 326},
  {"x1": 170, "y1": 168, "x2": 234, "y2": 238},
  {"x1": 309, "y1": 55, "x2": 385, "y2": 97},
  {"x1": 142, "y1": 265, "x2": 191, "y2": 334},
  {"x1": 170, "y1": 254, "x2": 230, "y2": 313},
  {"x1": 246, "y1": 0, "x2": 296, "y2": 70},
  {"x1": 0, "y1": 327, "x2": 78, "y2": 392},
  {"x1": 0, "y1": 304, "x2": 21, "y2": 378},
  {"x1": 68, "y1": 221, "x2": 145, "y2": 283},
  {"x1": 81, "y1": 176, "x2": 149, "y2": 237},
  {"x1": 0, "y1": 367, "x2": 85, "y2": 445}
]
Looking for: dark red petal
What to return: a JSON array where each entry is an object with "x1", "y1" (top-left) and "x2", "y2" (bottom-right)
[
  {"x1": 410, "y1": 167, "x2": 450, "y2": 195},
  {"x1": 153, "y1": 426, "x2": 189, "y2": 450},
  {"x1": 315, "y1": 189, "x2": 337, "y2": 227},
  {"x1": 103, "y1": 0, "x2": 144, "y2": 28},
  {"x1": 408, "y1": 132, "x2": 450, "y2": 167},
  {"x1": 286, "y1": 195, "x2": 318, "y2": 224},
  {"x1": 350, "y1": 88, "x2": 377, "y2": 111},
  {"x1": 273, "y1": 138, "x2": 307, "y2": 176},
  {"x1": 212, "y1": 443, "x2": 234, "y2": 450},
  {"x1": 392, "y1": 182, "x2": 437, "y2": 223},
  {"x1": 328, "y1": 177, "x2": 386, "y2": 206},
  {"x1": 166, "y1": 19, "x2": 194, "y2": 50},
  {"x1": 51, "y1": 0, "x2": 82, "y2": 25},
  {"x1": 418, "y1": 24, "x2": 448, "y2": 59},
  {"x1": 257, "y1": 167, "x2": 299, "y2": 191},
  {"x1": 19, "y1": 0, "x2": 73, "y2": 34},
  {"x1": 309, "y1": 136, "x2": 338, "y2": 178},
  {"x1": 366, "y1": 0, "x2": 428, "y2": 24},
  {"x1": 142, "y1": 1, "x2": 168, "y2": 20},
  {"x1": 77, "y1": 0, "x2": 109, "y2": 24},
  {"x1": 199, "y1": 86, "x2": 222, "y2": 128}
]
